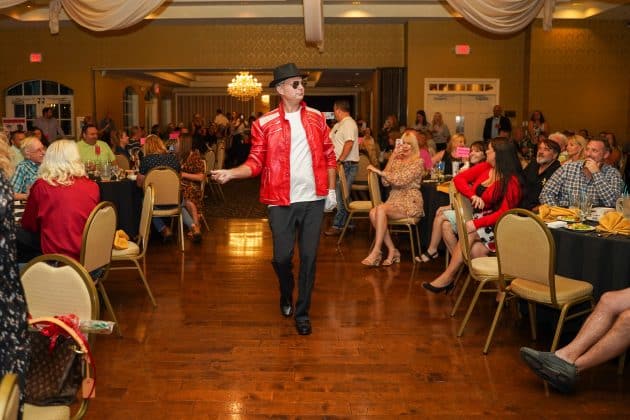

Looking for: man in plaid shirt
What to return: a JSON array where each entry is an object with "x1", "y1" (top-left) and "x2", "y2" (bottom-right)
[
  {"x1": 11, "y1": 137, "x2": 45, "y2": 201},
  {"x1": 539, "y1": 137, "x2": 622, "y2": 208}
]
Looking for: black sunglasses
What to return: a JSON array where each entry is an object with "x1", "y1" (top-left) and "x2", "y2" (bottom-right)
[{"x1": 284, "y1": 79, "x2": 307, "y2": 89}]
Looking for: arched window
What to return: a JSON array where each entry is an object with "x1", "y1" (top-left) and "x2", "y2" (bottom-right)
[
  {"x1": 123, "y1": 87, "x2": 139, "y2": 131},
  {"x1": 5, "y1": 80, "x2": 75, "y2": 137}
]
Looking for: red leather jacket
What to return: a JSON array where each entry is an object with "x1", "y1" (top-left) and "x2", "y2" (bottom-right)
[{"x1": 244, "y1": 101, "x2": 336, "y2": 206}]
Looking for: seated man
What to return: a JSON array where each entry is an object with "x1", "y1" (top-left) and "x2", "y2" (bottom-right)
[
  {"x1": 520, "y1": 139, "x2": 561, "y2": 211},
  {"x1": 520, "y1": 288, "x2": 630, "y2": 393},
  {"x1": 76, "y1": 123, "x2": 115, "y2": 166},
  {"x1": 11, "y1": 136, "x2": 45, "y2": 201},
  {"x1": 539, "y1": 137, "x2": 622, "y2": 208}
]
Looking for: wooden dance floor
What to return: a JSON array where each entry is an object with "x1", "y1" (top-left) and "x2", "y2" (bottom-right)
[{"x1": 90, "y1": 216, "x2": 630, "y2": 418}]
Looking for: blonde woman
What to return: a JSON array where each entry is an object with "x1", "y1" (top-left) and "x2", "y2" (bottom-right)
[
  {"x1": 20, "y1": 140, "x2": 99, "y2": 262},
  {"x1": 430, "y1": 112, "x2": 451, "y2": 151},
  {"x1": 564, "y1": 134, "x2": 586, "y2": 164},
  {"x1": 362, "y1": 131, "x2": 425, "y2": 267},
  {"x1": 359, "y1": 127, "x2": 381, "y2": 166},
  {"x1": 432, "y1": 133, "x2": 466, "y2": 175}
]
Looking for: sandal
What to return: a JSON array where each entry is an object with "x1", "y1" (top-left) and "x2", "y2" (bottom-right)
[
  {"x1": 415, "y1": 250, "x2": 439, "y2": 263},
  {"x1": 361, "y1": 252, "x2": 382, "y2": 267},
  {"x1": 382, "y1": 249, "x2": 401, "y2": 266}
]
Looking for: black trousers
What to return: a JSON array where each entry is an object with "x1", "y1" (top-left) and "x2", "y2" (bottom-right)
[{"x1": 268, "y1": 200, "x2": 325, "y2": 321}]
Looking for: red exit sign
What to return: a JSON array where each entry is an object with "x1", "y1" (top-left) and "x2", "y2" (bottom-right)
[
  {"x1": 455, "y1": 44, "x2": 471, "y2": 55},
  {"x1": 29, "y1": 53, "x2": 42, "y2": 63}
]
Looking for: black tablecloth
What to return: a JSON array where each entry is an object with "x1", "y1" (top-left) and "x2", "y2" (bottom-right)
[
  {"x1": 98, "y1": 180, "x2": 142, "y2": 237},
  {"x1": 551, "y1": 226, "x2": 630, "y2": 299},
  {"x1": 419, "y1": 182, "x2": 450, "y2": 249}
]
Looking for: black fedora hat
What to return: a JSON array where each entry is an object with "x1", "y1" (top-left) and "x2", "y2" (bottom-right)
[{"x1": 269, "y1": 63, "x2": 307, "y2": 87}]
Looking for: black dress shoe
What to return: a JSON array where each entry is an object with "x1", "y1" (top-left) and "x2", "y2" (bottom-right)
[
  {"x1": 295, "y1": 319, "x2": 312, "y2": 335},
  {"x1": 280, "y1": 299, "x2": 293, "y2": 317}
]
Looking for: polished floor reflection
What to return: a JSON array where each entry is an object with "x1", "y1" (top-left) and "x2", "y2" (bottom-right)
[{"x1": 90, "y1": 217, "x2": 630, "y2": 418}]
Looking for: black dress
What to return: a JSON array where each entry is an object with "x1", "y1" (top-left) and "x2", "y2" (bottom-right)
[{"x1": 0, "y1": 171, "x2": 29, "y2": 414}]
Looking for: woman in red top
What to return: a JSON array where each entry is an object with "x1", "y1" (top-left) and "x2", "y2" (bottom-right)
[
  {"x1": 20, "y1": 140, "x2": 99, "y2": 262},
  {"x1": 423, "y1": 137, "x2": 523, "y2": 294}
]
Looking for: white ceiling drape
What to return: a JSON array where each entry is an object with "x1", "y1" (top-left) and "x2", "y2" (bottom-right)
[
  {"x1": 445, "y1": 0, "x2": 557, "y2": 34},
  {"x1": 1, "y1": 0, "x2": 166, "y2": 33}
]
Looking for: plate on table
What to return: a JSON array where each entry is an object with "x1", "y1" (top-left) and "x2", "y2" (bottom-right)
[
  {"x1": 587, "y1": 207, "x2": 614, "y2": 222},
  {"x1": 556, "y1": 215, "x2": 580, "y2": 223},
  {"x1": 565, "y1": 223, "x2": 595, "y2": 232}
]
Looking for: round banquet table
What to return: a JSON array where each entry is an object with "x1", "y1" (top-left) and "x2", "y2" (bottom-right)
[
  {"x1": 419, "y1": 181, "x2": 450, "y2": 249},
  {"x1": 550, "y1": 224, "x2": 630, "y2": 299},
  {"x1": 98, "y1": 179, "x2": 142, "y2": 237}
]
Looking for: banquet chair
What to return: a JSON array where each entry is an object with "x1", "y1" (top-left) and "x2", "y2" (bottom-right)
[
  {"x1": 20, "y1": 253, "x2": 100, "y2": 420},
  {"x1": 452, "y1": 192, "x2": 504, "y2": 339},
  {"x1": 367, "y1": 171, "x2": 422, "y2": 262},
  {"x1": 114, "y1": 153, "x2": 130, "y2": 171},
  {"x1": 144, "y1": 166, "x2": 185, "y2": 252},
  {"x1": 0, "y1": 373, "x2": 19, "y2": 420},
  {"x1": 80, "y1": 202, "x2": 120, "y2": 336},
  {"x1": 484, "y1": 209, "x2": 594, "y2": 354},
  {"x1": 110, "y1": 185, "x2": 158, "y2": 307},
  {"x1": 351, "y1": 154, "x2": 370, "y2": 199},
  {"x1": 337, "y1": 163, "x2": 373, "y2": 246},
  {"x1": 203, "y1": 150, "x2": 216, "y2": 201}
]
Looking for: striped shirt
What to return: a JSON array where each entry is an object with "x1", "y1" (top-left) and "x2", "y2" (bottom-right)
[{"x1": 11, "y1": 159, "x2": 39, "y2": 194}]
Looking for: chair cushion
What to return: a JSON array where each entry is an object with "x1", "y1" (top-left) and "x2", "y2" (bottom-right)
[
  {"x1": 509, "y1": 275, "x2": 593, "y2": 306},
  {"x1": 389, "y1": 217, "x2": 420, "y2": 225},
  {"x1": 153, "y1": 207, "x2": 180, "y2": 217},
  {"x1": 24, "y1": 403, "x2": 70, "y2": 420},
  {"x1": 111, "y1": 241, "x2": 140, "y2": 258},
  {"x1": 470, "y1": 256, "x2": 500, "y2": 279},
  {"x1": 348, "y1": 201, "x2": 372, "y2": 211}
]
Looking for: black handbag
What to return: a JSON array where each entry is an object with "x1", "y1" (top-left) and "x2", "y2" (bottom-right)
[{"x1": 24, "y1": 316, "x2": 94, "y2": 406}]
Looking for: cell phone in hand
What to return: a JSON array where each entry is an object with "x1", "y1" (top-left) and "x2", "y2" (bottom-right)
[{"x1": 395, "y1": 138, "x2": 403, "y2": 146}]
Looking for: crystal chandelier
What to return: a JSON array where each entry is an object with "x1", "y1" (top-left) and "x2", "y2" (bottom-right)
[{"x1": 227, "y1": 72, "x2": 262, "y2": 101}]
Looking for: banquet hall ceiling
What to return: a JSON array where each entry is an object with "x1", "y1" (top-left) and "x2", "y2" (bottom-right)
[{"x1": 2, "y1": 1, "x2": 629, "y2": 90}]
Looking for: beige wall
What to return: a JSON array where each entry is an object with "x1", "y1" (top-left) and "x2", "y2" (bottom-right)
[
  {"x1": 407, "y1": 20, "x2": 527, "y2": 129},
  {"x1": 0, "y1": 19, "x2": 628, "y2": 141},
  {"x1": 529, "y1": 19, "x2": 630, "y2": 139}
]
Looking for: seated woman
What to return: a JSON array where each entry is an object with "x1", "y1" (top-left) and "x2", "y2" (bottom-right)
[
  {"x1": 431, "y1": 133, "x2": 466, "y2": 175},
  {"x1": 563, "y1": 134, "x2": 586, "y2": 165},
  {"x1": 422, "y1": 137, "x2": 523, "y2": 293},
  {"x1": 136, "y1": 134, "x2": 200, "y2": 242},
  {"x1": 178, "y1": 133, "x2": 205, "y2": 242},
  {"x1": 416, "y1": 140, "x2": 487, "y2": 263},
  {"x1": 362, "y1": 130, "x2": 425, "y2": 267},
  {"x1": 19, "y1": 140, "x2": 100, "y2": 262}
]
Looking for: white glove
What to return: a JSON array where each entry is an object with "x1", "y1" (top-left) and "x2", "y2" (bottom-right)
[{"x1": 324, "y1": 189, "x2": 337, "y2": 212}]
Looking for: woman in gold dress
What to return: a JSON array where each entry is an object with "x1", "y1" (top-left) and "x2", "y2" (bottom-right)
[{"x1": 362, "y1": 131, "x2": 425, "y2": 267}]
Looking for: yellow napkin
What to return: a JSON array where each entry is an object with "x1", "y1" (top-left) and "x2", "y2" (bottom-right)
[
  {"x1": 437, "y1": 181, "x2": 451, "y2": 194},
  {"x1": 597, "y1": 212, "x2": 630, "y2": 236},
  {"x1": 538, "y1": 204, "x2": 579, "y2": 222},
  {"x1": 113, "y1": 229, "x2": 129, "y2": 250}
]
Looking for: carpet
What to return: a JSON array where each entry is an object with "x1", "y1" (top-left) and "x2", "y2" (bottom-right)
[{"x1": 204, "y1": 177, "x2": 268, "y2": 219}]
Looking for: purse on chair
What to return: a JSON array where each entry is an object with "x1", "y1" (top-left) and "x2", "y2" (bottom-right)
[{"x1": 24, "y1": 315, "x2": 95, "y2": 406}]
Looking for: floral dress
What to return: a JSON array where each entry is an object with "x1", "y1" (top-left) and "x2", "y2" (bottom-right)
[
  {"x1": 181, "y1": 151, "x2": 205, "y2": 212},
  {"x1": 0, "y1": 171, "x2": 29, "y2": 413},
  {"x1": 382, "y1": 157, "x2": 425, "y2": 218}
]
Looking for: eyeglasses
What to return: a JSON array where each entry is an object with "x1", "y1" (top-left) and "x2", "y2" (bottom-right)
[{"x1": 283, "y1": 79, "x2": 307, "y2": 89}]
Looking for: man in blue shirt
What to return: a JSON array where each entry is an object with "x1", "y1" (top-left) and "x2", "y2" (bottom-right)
[{"x1": 11, "y1": 136, "x2": 45, "y2": 200}]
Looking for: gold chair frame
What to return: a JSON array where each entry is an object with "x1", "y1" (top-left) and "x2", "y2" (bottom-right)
[
  {"x1": 0, "y1": 373, "x2": 19, "y2": 420},
  {"x1": 337, "y1": 163, "x2": 373, "y2": 246},
  {"x1": 144, "y1": 166, "x2": 185, "y2": 252},
  {"x1": 484, "y1": 208, "x2": 594, "y2": 354},
  {"x1": 110, "y1": 185, "x2": 158, "y2": 307}
]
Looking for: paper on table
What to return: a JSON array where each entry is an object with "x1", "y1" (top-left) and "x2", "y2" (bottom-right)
[{"x1": 546, "y1": 220, "x2": 567, "y2": 229}]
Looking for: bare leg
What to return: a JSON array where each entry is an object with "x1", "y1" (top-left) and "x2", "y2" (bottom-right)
[
  {"x1": 184, "y1": 199, "x2": 200, "y2": 226},
  {"x1": 430, "y1": 231, "x2": 480, "y2": 287},
  {"x1": 426, "y1": 206, "x2": 450, "y2": 255},
  {"x1": 363, "y1": 203, "x2": 406, "y2": 262},
  {"x1": 441, "y1": 220, "x2": 458, "y2": 254},
  {"x1": 555, "y1": 289, "x2": 630, "y2": 372}
]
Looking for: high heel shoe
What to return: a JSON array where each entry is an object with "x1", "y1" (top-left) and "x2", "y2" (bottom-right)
[
  {"x1": 361, "y1": 252, "x2": 382, "y2": 267},
  {"x1": 422, "y1": 281, "x2": 455, "y2": 295},
  {"x1": 382, "y1": 249, "x2": 401, "y2": 266}
]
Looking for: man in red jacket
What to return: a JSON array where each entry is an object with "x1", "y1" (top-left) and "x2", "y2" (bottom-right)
[{"x1": 212, "y1": 63, "x2": 337, "y2": 335}]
